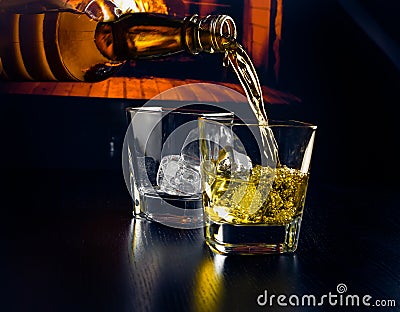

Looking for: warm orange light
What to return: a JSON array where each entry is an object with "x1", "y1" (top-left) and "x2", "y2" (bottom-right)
[
  {"x1": 99, "y1": 0, "x2": 115, "y2": 21},
  {"x1": 75, "y1": 0, "x2": 168, "y2": 22},
  {"x1": 114, "y1": 0, "x2": 168, "y2": 14}
]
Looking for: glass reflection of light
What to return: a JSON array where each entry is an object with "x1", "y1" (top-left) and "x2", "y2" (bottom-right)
[
  {"x1": 128, "y1": 217, "x2": 207, "y2": 311},
  {"x1": 191, "y1": 253, "x2": 226, "y2": 312},
  {"x1": 129, "y1": 217, "x2": 146, "y2": 260},
  {"x1": 128, "y1": 218, "x2": 161, "y2": 311}
]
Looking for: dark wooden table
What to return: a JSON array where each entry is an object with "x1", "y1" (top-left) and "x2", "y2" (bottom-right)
[
  {"x1": 0, "y1": 89, "x2": 399, "y2": 312},
  {"x1": 1, "y1": 167, "x2": 399, "y2": 312}
]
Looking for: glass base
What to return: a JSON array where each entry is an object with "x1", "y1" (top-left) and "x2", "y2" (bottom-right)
[
  {"x1": 204, "y1": 216, "x2": 302, "y2": 255},
  {"x1": 133, "y1": 192, "x2": 204, "y2": 229}
]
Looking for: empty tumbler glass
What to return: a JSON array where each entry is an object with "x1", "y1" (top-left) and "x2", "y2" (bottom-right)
[{"x1": 123, "y1": 105, "x2": 233, "y2": 229}]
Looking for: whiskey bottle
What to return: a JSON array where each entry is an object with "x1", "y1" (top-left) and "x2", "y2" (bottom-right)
[{"x1": 0, "y1": 11, "x2": 236, "y2": 82}]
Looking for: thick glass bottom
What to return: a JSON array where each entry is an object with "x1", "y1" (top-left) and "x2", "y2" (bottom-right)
[
  {"x1": 204, "y1": 216, "x2": 302, "y2": 255},
  {"x1": 133, "y1": 192, "x2": 204, "y2": 229}
]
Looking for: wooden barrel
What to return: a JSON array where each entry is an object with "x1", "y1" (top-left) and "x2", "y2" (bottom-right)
[
  {"x1": 0, "y1": 13, "x2": 33, "y2": 80},
  {"x1": 0, "y1": 11, "x2": 114, "y2": 81},
  {"x1": 20, "y1": 13, "x2": 57, "y2": 80}
]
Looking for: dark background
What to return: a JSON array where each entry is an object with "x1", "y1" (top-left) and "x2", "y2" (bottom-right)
[{"x1": 278, "y1": 0, "x2": 400, "y2": 186}]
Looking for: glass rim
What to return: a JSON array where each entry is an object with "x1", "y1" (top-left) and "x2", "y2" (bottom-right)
[
  {"x1": 198, "y1": 117, "x2": 317, "y2": 129},
  {"x1": 125, "y1": 106, "x2": 234, "y2": 117}
]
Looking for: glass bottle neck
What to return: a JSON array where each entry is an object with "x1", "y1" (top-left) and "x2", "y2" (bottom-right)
[
  {"x1": 94, "y1": 13, "x2": 237, "y2": 61},
  {"x1": 183, "y1": 14, "x2": 237, "y2": 55}
]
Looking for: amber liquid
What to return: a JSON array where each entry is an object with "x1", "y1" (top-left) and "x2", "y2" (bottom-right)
[
  {"x1": 223, "y1": 42, "x2": 279, "y2": 164},
  {"x1": 202, "y1": 164, "x2": 309, "y2": 226},
  {"x1": 224, "y1": 42, "x2": 268, "y2": 124},
  {"x1": 202, "y1": 162, "x2": 308, "y2": 253},
  {"x1": 202, "y1": 42, "x2": 308, "y2": 253}
]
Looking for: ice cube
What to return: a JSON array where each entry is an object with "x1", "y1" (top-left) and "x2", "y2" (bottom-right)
[
  {"x1": 216, "y1": 146, "x2": 252, "y2": 180},
  {"x1": 156, "y1": 155, "x2": 201, "y2": 196}
]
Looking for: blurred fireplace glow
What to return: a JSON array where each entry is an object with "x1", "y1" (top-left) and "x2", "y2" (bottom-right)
[
  {"x1": 0, "y1": 0, "x2": 283, "y2": 86},
  {"x1": 71, "y1": 0, "x2": 168, "y2": 21}
]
